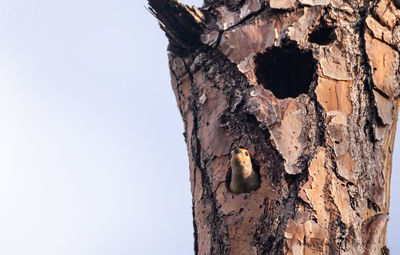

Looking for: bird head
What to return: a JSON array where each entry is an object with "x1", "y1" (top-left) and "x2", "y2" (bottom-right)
[{"x1": 231, "y1": 147, "x2": 251, "y2": 163}]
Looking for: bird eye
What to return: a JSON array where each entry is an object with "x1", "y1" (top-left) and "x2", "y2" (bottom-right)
[{"x1": 244, "y1": 151, "x2": 249, "y2": 157}]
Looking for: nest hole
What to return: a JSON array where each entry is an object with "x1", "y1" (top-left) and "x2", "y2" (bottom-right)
[
  {"x1": 254, "y1": 45, "x2": 317, "y2": 99},
  {"x1": 308, "y1": 25, "x2": 336, "y2": 45}
]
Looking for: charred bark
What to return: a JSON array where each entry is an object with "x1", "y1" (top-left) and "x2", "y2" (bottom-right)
[{"x1": 148, "y1": 0, "x2": 400, "y2": 254}]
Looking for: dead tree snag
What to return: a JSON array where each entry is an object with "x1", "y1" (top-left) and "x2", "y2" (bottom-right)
[{"x1": 148, "y1": 0, "x2": 400, "y2": 254}]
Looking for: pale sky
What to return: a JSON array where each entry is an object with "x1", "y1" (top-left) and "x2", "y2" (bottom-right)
[{"x1": 0, "y1": 0, "x2": 397, "y2": 254}]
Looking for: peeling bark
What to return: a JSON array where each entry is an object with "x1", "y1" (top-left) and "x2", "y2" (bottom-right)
[{"x1": 148, "y1": 0, "x2": 400, "y2": 254}]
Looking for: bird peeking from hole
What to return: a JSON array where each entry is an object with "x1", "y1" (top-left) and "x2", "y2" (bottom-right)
[{"x1": 229, "y1": 147, "x2": 260, "y2": 194}]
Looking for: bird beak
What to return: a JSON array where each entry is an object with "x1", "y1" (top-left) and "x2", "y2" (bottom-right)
[{"x1": 234, "y1": 147, "x2": 241, "y2": 154}]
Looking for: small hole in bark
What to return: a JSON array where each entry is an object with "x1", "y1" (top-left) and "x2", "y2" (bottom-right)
[
  {"x1": 308, "y1": 25, "x2": 336, "y2": 45},
  {"x1": 224, "y1": 0, "x2": 246, "y2": 11},
  {"x1": 254, "y1": 45, "x2": 316, "y2": 99},
  {"x1": 367, "y1": 199, "x2": 381, "y2": 212}
]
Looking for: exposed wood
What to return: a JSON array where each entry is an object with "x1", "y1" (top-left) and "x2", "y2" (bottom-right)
[
  {"x1": 147, "y1": 0, "x2": 205, "y2": 53},
  {"x1": 149, "y1": 0, "x2": 400, "y2": 254}
]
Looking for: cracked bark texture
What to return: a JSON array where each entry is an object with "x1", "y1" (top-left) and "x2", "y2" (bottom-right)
[{"x1": 148, "y1": 0, "x2": 400, "y2": 254}]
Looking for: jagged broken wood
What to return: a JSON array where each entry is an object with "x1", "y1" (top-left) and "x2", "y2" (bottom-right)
[{"x1": 148, "y1": 0, "x2": 400, "y2": 254}]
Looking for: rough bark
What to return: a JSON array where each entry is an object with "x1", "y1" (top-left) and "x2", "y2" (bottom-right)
[{"x1": 148, "y1": 0, "x2": 400, "y2": 254}]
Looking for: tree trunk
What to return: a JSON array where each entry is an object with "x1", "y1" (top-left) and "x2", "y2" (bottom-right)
[{"x1": 148, "y1": 0, "x2": 400, "y2": 254}]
